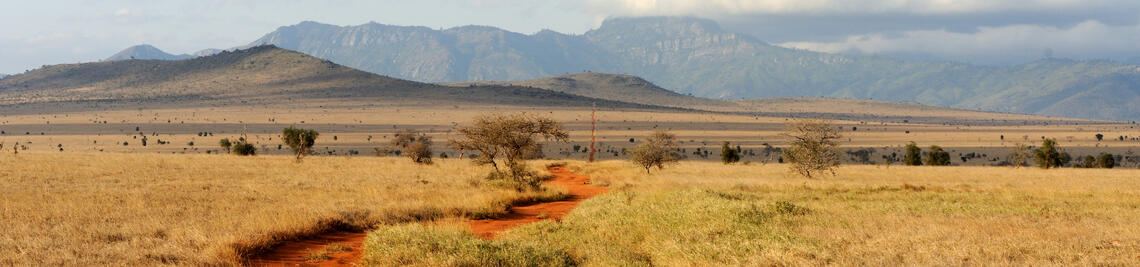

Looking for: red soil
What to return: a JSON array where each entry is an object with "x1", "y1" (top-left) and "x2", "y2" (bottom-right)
[
  {"x1": 248, "y1": 165, "x2": 603, "y2": 266},
  {"x1": 468, "y1": 165, "x2": 607, "y2": 239},
  {"x1": 248, "y1": 231, "x2": 366, "y2": 267}
]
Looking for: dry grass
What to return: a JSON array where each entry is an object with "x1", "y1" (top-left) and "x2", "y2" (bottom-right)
[
  {"x1": 362, "y1": 161, "x2": 1140, "y2": 265},
  {"x1": 0, "y1": 152, "x2": 561, "y2": 266}
]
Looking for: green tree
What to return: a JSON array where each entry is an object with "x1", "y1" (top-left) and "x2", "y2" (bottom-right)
[
  {"x1": 1099, "y1": 153, "x2": 1116, "y2": 168},
  {"x1": 720, "y1": 141, "x2": 741, "y2": 164},
  {"x1": 630, "y1": 130, "x2": 679, "y2": 174},
  {"x1": 218, "y1": 138, "x2": 232, "y2": 153},
  {"x1": 1080, "y1": 155, "x2": 1097, "y2": 168},
  {"x1": 282, "y1": 126, "x2": 319, "y2": 162},
  {"x1": 925, "y1": 145, "x2": 951, "y2": 166},
  {"x1": 781, "y1": 118, "x2": 841, "y2": 178},
  {"x1": 903, "y1": 142, "x2": 923, "y2": 166},
  {"x1": 1033, "y1": 138, "x2": 1063, "y2": 169}
]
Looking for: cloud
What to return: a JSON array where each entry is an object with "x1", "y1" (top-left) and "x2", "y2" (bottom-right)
[
  {"x1": 586, "y1": 0, "x2": 1133, "y2": 16},
  {"x1": 778, "y1": 20, "x2": 1140, "y2": 65}
]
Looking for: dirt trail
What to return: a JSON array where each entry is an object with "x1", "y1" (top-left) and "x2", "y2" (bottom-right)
[
  {"x1": 468, "y1": 165, "x2": 607, "y2": 239},
  {"x1": 249, "y1": 165, "x2": 603, "y2": 266}
]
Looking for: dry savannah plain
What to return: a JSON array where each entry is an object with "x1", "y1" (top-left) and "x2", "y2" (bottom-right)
[{"x1": 2, "y1": 45, "x2": 1140, "y2": 266}]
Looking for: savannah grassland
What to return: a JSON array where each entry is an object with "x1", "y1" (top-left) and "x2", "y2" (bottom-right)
[{"x1": 2, "y1": 103, "x2": 1140, "y2": 266}]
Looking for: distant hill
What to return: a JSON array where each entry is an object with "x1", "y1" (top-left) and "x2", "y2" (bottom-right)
[
  {"x1": 443, "y1": 72, "x2": 734, "y2": 109},
  {"x1": 105, "y1": 45, "x2": 222, "y2": 61},
  {"x1": 1, "y1": 45, "x2": 653, "y2": 110},
  {"x1": 247, "y1": 18, "x2": 1140, "y2": 121}
]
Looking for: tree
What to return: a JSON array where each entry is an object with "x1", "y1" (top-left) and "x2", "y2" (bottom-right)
[
  {"x1": 451, "y1": 113, "x2": 569, "y2": 189},
  {"x1": 1099, "y1": 153, "x2": 1116, "y2": 168},
  {"x1": 1033, "y1": 138, "x2": 1063, "y2": 169},
  {"x1": 903, "y1": 142, "x2": 923, "y2": 166},
  {"x1": 219, "y1": 138, "x2": 232, "y2": 153},
  {"x1": 925, "y1": 145, "x2": 951, "y2": 166},
  {"x1": 781, "y1": 118, "x2": 841, "y2": 178},
  {"x1": 630, "y1": 130, "x2": 679, "y2": 173},
  {"x1": 1009, "y1": 143, "x2": 1031, "y2": 168},
  {"x1": 231, "y1": 137, "x2": 256, "y2": 156},
  {"x1": 390, "y1": 129, "x2": 432, "y2": 164},
  {"x1": 1095, "y1": 133, "x2": 1104, "y2": 142},
  {"x1": 282, "y1": 126, "x2": 319, "y2": 162},
  {"x1": 720, "y1": 141, "x2": 741, "y2": 164}
]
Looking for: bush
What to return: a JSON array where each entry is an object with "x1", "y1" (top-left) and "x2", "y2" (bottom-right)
[
  {"x1": 1008, "y1": 143, "x2": 1031, "y2": 168},
  {"x1": 630, "y1": 130, "x2": 679, "y2": 174},
  {"x1": 924, "y1": 145, "x2": 951, "y2": 166},
  {"x1": 282, "y1": 126, "x2": 319, "y2": 162},
  {"x1": 720, "y1": 141, "x2": 740, "y2": 164},
  {"x1": 1079, "y1": 155, "x2": 1097, "y2": 168},
  {"x1": 781, "y1": 118, "x2": 841, "y2": 178},
  {"x1": 1099, "y1": 153, "x2": 1116, "y2": 168},
  {"x1": 231, "y1": 138, "x2": 256, "y2": 156},
  {"x1": 391, "y1": 129, "x2": 433, "y2": 164},
  {"x1": 218, "y1": 138, "x2": 232, "y2": 153},
  {"x1": 904, "y1": 142, "x2": 922, "y2": 166}
]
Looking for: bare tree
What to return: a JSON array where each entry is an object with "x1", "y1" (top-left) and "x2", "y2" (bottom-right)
[
  {"x1": 629, "y1": 130, "x2": 679, "y2": 173},
  {"x1": 1008, "y1": 143, "x2": 1031, "y2": 168},
  {"x1": 781, "y1": 118, "x2": 841, "y2": 178},
  {"x1": 451, "y1": 113, "x2": 569, "y2": 189}
]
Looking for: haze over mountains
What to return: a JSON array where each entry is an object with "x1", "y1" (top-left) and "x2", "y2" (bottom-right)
[
  {"x1": 100, "y1": 17, "x2": 1140, "y2": 121},
  {"x1": 104, "y1": 45, "x2": 222, "y2": 61}
]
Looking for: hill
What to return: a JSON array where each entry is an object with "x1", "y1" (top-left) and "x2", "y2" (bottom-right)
[
  {"x1": 443, "y1": 72, "x2": 734, "y2": 109},
  {"x1": 0, "y1": 45, "x2": 654, "y2": 110},
  {"x1": 246, "y1": 18, "x2": 1140, "y2": 121}
]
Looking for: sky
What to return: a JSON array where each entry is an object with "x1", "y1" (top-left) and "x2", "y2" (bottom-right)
[{"x1": 1, "y1": 0, "x2": 1138, "y2": 74}]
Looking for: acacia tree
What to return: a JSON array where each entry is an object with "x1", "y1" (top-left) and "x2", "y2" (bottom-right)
[
  {"x1": 720, "y1": 141, "x2": 741, "y2": 164},
  {"x1": 282, "y1": 126, "x2": 319, "y2": 162},
  {"x1": 781, "y1": 118, "x2": 841, "y2": 178},
  {"x1": 630, "y1": 130, "x2": 679, "y2": 173},
  {"x1": 218, "y1": 138, "x2": 232, "y2": 153},
  {"x1": 391, "y1": 129, "x2": 432, "y2": 164},
  {"x1": 451, "y1": 113, "x2": 569, "y2": 189}
]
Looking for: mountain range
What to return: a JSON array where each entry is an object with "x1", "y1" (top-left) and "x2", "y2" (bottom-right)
[{"x1": 105, "y1": 17, "x2": 1140, "y2": 121}]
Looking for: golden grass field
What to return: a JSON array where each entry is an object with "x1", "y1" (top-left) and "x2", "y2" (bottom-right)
[{"x1": 2, "y1": 150, "x2": 1138, "y2": 265}]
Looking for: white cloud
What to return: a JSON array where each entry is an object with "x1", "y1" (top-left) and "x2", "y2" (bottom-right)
[
  {"x1": 778, "y1": 20, "x2": 1140, "y2": 64},
  {"x1": 586, "y1": 0, "x2": 1120, "y2": 16}
]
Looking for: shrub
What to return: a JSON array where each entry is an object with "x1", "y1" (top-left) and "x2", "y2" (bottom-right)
[
  {"x1": 781, "y1": 118, "x2": 841, "y2": 178},
  {"x1": 1099, "y1": 153, "x2": 1116, "y2": 168},
  {"x1": 720, "y1": 141, "x2": 741, "y2": 164},
  {"x1": 390, "y1": 129, "x2": 433, "y2": 164},
  {"x1": 1080, "y1": 155, "x2": 1097, "y2": 168},
  {"x1": 903, "y1": 142, "x2": 922, "y2": 166},
  {"x1": 924, "y1": 145, "x2": 951, "y2": 166},
  {"x1": 282, "y1": 126, "x2": 319, "y2": 162},
  {"x1": 231, "y1": 138, "x2": 256, "y2": 156},
  {"x1": 218, "y1": 138, "x2": 232, "y2": 153},
  {"x1": 630, "y1": 130, "x2": 679, "y2": 174}
]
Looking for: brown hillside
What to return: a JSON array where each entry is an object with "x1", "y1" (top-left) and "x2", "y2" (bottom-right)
[{"x1": 443, "y1": 72, "x2": 735, "y2": 109}]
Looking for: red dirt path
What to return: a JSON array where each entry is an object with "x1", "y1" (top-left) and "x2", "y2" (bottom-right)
[{"x1": 248, "y1": 165, "x2": 603, "y2": 266}]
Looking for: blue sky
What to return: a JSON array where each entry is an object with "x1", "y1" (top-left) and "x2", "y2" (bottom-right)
[{"x1": 2, "y1": 0, "x2": 1138, "y2": 74}]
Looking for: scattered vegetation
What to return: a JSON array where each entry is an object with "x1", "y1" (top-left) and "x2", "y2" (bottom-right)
[
  {"x1": 231, "y1": 138, "x2": 257, "y2": 156},
  {"x1": 781, "y1": 118, "x2": 841, "y2": 178}
]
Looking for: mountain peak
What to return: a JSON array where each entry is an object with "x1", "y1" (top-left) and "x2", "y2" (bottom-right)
[{"x1": 105, "y1": 44, "x2": 192, "y2": 61}]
